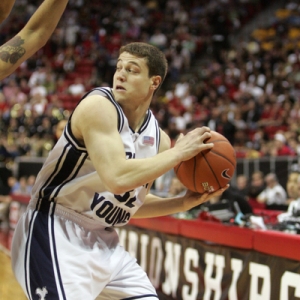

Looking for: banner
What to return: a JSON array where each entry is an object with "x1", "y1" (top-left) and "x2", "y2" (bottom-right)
[{"x1": 118, "y1": 225, "x2": 300, "y2": 300}]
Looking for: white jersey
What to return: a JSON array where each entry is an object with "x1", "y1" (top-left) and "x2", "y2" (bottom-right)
[{"x1": 30, "y1": 87, "x2": 161, "y2": 227}]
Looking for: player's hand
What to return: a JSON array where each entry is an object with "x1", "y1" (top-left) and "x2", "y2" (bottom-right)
[
  {"x1": 182, "y1": 184, "x2": 229, "y2": 211},
  {"x1": 173, "y1": 127, "x2": 213, "y2": 162}
]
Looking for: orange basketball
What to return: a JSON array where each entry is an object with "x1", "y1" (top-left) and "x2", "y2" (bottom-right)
[{"x1": 174, "y1": 131, "x2": 236, "y2": 193}]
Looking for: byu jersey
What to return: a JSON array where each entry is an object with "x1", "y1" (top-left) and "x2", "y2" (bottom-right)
[{"x1": 30, "y1": 87, "x2": 161, "y2": 227}]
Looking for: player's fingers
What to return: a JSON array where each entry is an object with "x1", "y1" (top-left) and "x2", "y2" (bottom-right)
[
  {"x1": 188, "y1": 126, "x2": 211, "y2": 136},
  {"x1": 200, "y1": 131, "x2": 212, "y2": 142},
  {"x1": 200, "y1": 142, "x2": 214, "y2": 150},
  {"x1": 197, "y1": 126, "x2": 211, "y2": 134},
  {"x1": 209, "y1": 184, "x2": 229, "y2": 197}
]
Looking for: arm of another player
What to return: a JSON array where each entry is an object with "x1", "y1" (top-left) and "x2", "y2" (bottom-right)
[
  {"x1": 133, "y1": 131, "x2": 228, "y2": 218},
  {"x1": 72, "y1": 95, "x2": 214, "y2": 195},
  {"x1": 0, "y1": 0, "x2": 16, "y2": 24},
  {"x1": 0, "y1": 0, "x2": 69, "y2": 80}
]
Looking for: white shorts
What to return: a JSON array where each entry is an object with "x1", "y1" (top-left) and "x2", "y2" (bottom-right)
[{"x1": 11, "y1": 199, "x2": 158, "y2": 300}]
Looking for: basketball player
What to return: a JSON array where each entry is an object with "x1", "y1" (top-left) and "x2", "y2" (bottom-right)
[
  {"x1": 0, "y1": 0, "x2": 69, "y2": 80},
  {"x1": 11, "y1": 42, "x2": 227, "y2": 299}
]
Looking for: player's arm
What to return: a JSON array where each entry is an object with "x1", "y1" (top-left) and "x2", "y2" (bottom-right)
[
  {"x1": 132, "y1": 188, "x2": 227, "y2": 218},
  {"x1": 0, "y1": 0, "x2": 15, "y2": 24},
  {"x1": 0, "y1": 0, "x2": 69, "y2": 80},
  {"x1": 71, "y1": 95, "x2": 214, "y2": 195}
]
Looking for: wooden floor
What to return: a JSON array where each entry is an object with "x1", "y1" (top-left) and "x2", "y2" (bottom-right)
[{"x1": 0, "y1": 247, "x2": 27, "y2": 300}]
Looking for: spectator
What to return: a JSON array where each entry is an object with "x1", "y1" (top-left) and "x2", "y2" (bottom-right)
[
  {"x1": 273, "y1": 132, "x2": 296, "y2": 156},
  {"x1": 148, "y1": 28, "x2": 167, "y2": 50},
  {"x1": 12, "y1": 176, "x2": 30, "y2": 195},
  {"x1": 285, "y1": 165, "x2": 300, "y2": 204},
  {"x1": 257, "y1": 172, "x2": 288, "y2": 210},
  {"x1": 68, "y1": 77, "x2": 86, "y2": 96},
  {"x1": 234, "y1": 174, "x2": 249, "y2": 199},
  {"x1": 278, "y1": 173, "x2": 300, "y2": 223}
]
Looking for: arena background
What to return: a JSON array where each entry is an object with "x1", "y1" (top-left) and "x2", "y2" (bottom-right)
[{"x1": 2, "y1": 0, "x2": 300, "y2": 299}]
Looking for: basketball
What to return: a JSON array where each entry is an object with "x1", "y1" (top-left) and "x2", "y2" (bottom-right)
[{"x1": 174, "y1": 131, "x2": 236, "y2": 194}]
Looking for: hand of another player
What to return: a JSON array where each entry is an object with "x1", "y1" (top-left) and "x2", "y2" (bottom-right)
[
  {"x1": 182, "y1": 184, "x2": 229, "y2": 211},
  {"x1": 173, "y1": 127, "x2": 213, "y2": 162}
]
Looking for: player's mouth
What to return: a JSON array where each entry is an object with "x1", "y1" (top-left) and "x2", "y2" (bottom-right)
[{"x1": 115, "y1": 85, "x2": 126, "y2": 91}]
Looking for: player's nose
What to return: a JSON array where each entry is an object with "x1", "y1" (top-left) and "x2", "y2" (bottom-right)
[{"x1": 116, "y1": 69, "x2": 126, "y2": 81}]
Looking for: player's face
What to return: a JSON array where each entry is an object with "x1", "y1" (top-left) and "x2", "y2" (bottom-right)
[{"x1": 113, "y1": 52, "x2": 154, "y2": 105}]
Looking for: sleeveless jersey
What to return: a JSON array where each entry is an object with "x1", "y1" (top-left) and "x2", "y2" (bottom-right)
[{"x1": 30, "y1": 87, "x2": 161, "y2": 227}]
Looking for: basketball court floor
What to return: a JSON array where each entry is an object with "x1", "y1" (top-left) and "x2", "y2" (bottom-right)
[{"x1": 0, "y1": 247, "x2": 27, "y2": 300}]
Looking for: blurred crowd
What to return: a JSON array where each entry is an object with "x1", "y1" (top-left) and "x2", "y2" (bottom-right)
[
  {"x1": 2, "y1": 0, "x2": 300, "y2": 227},
  {"x1": 0, "y1": 0, "x2": 268, "y2": 163}
]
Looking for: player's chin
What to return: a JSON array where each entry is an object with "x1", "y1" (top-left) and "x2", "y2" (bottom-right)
[{"x1": 113, "y1": 91, "x2": 127, "y2": 102}]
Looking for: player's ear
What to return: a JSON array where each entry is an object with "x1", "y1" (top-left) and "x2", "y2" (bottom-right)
[{"x1": 150, "y1": 76, "x2": 161, "y2": 90}]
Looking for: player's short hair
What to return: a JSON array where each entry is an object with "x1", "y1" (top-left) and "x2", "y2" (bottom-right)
[{"x1": 119, "y1": 42, "x2": 168, "y2": 90}]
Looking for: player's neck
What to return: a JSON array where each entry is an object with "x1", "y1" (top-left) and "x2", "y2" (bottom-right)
[
  {"x1": 124, "y1": 108, "x2": 148, "y2": 132},
  {"x1": 122, "y1": 103, "x2": 149, "y2": 132}
]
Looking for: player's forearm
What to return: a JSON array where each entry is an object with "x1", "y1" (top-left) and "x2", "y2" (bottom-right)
[
  {"x1": 0, "y1": 0, "x2": 15, "y2": 24},
  {"x1": 132, "y1": 193, "x2": 184, "y2": 218},
  {"x1": 104, "y1": 147, "x2": 183, "y2": 195},
  {"x1": 21, "y1": 0, "x2": 68, "y2": 47}
]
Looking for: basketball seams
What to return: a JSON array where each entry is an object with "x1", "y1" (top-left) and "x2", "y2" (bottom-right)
[
  {"x1": 201, "y1": 152, "x2": 222, "y2": 190},
  {"x1": 192, "y1": 156, "x2": 198, "y2": 193},
  {"x1": 210, "y1": 140, "x2": 236, "y2": 166},
  {"x1": 174, "y1": 161, "x2": 182, "y2": 173},
  {"x1": 209, "y1": 139, "x2": 228, "y2": 143},
  {"x1": 210, "y1": 149, "x2": 236, "y2": 167}
]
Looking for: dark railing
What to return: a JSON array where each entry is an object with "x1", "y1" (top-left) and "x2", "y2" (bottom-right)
[
  {"x1": 2, "y1": 156, "x2": 299, "y2": 191},
  {"x1": 234, "y1": 156, "x2": 300, "y2": 188}
]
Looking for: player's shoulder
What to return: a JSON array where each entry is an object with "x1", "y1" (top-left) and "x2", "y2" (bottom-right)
[
  {"x1": 75, "y1": 88, "x2": 117, "y2": 114},
  {"x1": 159, "y1": 128, "x2": 171, "y2": 153},
  {"x1": 71, "y1": 88, "x2": 119, "y2": 133}
]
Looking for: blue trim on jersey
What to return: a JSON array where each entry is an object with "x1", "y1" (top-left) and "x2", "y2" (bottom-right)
[
  {"x1": 121, "y1": 294, "x2": 159, "y2": 299},
  {"x1": 43, "y1": 145, "x2": 88, "y2": 200},
  {"x1": 65, "y1": 87, "x2": 124, "y2": 149},
  {"x1": 38, "y1": 142, "x2": 70, "y2": 201},
  {"x1": 50, "y1": 202, "x2": 67, "y2": 299},
  {"x1": 24, "y1": 209, "x2": 36, "y2": 300},
  {"x1": 36, "y1": 142, "x2": 88, "y2": 203},
  {"x1": 64, "y1": 121, "x2": 87, "y2": 152},
  {"x1": 155, "y1": 119, "x2": 160, "y2": 154},
  {"x1": 138, "y1": 110, "x2": 151, "y2": 134},
  {"x1": 96, "y1": 87, "x2": 124, "y2": 133},
  {"x1": 25, "y1": 201, "x2": 66, "y2": 300}
]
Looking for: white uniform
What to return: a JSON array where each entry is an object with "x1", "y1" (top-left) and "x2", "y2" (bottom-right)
[{"x1": 11, "y1": 87, "x2": 160, "y2": 299}]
